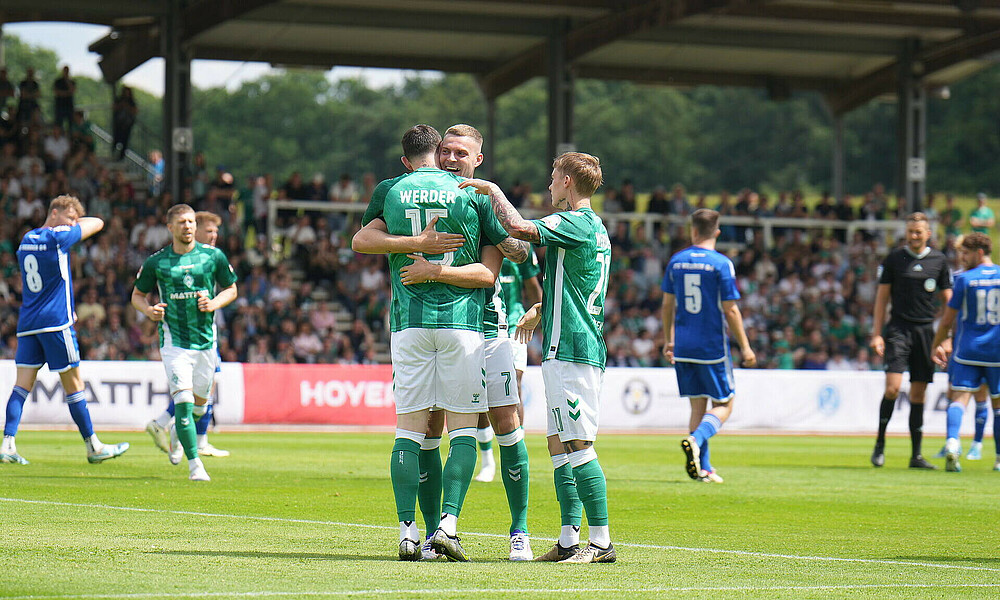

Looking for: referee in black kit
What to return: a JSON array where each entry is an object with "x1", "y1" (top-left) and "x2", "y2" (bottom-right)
[{"x1": 870, "y1": 212, "x2": 952, "y2": 469}]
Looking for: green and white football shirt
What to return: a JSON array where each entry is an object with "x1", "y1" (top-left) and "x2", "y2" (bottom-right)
[
  {"x1": 533, "y1": 208, "x2": 611, "y2": 369},
  {"x1": 483, "y1": 277, "x2": 507, "y2": 340},
  {"x1": 134, "y1": 243, "x2": 238, "y2": 350},
  {"x1": 500, "y1": 249, "x2": 540, "y2": 331},
  {"x1": 362, "y1": 167, "x2": 508, "y2": 333}
]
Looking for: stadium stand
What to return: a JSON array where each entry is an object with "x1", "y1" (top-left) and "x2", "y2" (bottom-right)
[{"x1": 0, "y1": 115, "x2": 970, "y2": 370}]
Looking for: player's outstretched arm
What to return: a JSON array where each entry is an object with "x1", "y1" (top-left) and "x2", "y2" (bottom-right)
[
  {"x1": 198, "y1": 284, "x2": 237, "y2": 312},
  {"x1": 869, "y1": 283, "x2": 891, "y2": 357},
  {"x1": 131, "y1": 287, "x2": 166, "y2": 321},
  {"x1": 931, "y1": 306, "x2": 958, "y2": 366},
  {"x1": 496, "y1": 236, "x2": 529, "y2": 263},
  {"x1": 78, "y1": 217, "x2": 104, "y2": 241},
  {"x1": 399, "y1": 245, "x2": 502, "y2": 288},
  {"x1": 723, "y1": 300, "x2": 756, "y2": 368},
  {"x1": 459, "y1": 179, "x2": 540, "y2": 244},
  {"x1": 660, "y1": 293, "x2": 676, "y2": 364},
  {"x1": 351, "y1": 217, "x2": 464, "y2": 255}
]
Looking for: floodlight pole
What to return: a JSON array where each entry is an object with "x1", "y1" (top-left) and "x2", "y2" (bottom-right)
[{"x1": 162, "y1": 0, "x2": 193, "y2": 201}]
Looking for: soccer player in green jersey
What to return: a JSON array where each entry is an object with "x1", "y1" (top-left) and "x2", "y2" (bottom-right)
[
  {"x1": 352, "y1": 124, "x2": 513, "y2": 562},
  {"x1": 357, "y1": 124, "x2": 534, "y2": 560},
  {"x1": 131, "y1": 204, "x2": 238, "y2": 482},
  {"x1": 145, "y1": 211, "x2": 230, "y2": 461},
  {"x1": 461, "y1": 152, "x2": 616, "y2": 563}
]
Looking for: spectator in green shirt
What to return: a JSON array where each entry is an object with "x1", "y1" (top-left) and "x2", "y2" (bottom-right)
[
  {"x1": 941, "y1": 194, "x2": 963, "y2": 239},
  {"x1": 969, "y1": 193, "x2": 995, "y2": 235}
]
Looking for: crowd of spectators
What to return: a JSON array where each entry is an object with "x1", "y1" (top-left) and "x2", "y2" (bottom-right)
[{"x1": 0, "y1": 73, "x2": 995, "y2": 369}]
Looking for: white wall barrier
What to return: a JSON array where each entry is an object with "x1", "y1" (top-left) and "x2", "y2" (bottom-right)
[
  {"x1": 0, "y1": 360, "x2": 972, "y2": 435},
  {"x1": 520, "y1": 367, "x2": 961, "y2": 435},
  {"x1": 0, "y1": 360, "x2": 245, "y2": 428}
]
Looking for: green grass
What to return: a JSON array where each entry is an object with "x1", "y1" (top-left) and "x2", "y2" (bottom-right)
[{"x1": 2, "y1": 431, "x2": 997, "y2": 599}]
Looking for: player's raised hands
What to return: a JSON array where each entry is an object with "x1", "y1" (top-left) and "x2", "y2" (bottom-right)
[
  {"x1": 458, "y1": 178, "x2": 495, "y2": 196},
  {"x1": 400, "y1": 254, "x2": 440, "y2": 285},
  {"x1": 414, "y1": 216, "x2": 464, "y2": 254},
  {"x1": 514, "y1": 302, "x2": 542, "y2": 343},
  {"x1": 148, "y1": 302, "x2": 167, "y2": 321}
]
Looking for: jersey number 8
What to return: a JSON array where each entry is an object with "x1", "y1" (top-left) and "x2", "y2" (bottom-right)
[{"x1": 23, "y1": 254, "x2": 43, "y2": 293}]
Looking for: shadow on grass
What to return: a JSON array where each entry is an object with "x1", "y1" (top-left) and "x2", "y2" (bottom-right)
[
  {"x1": 2, "y1": 474, "x2": 162, "y2": 481},
  {"x1": 150, "y1": 549, "x2": 512, "y2": 563},
  {"x1": 895, "y1": 556, "x2": 1000, "y2": 564}
]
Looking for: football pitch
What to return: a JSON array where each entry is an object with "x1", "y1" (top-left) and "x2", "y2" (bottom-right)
[{"x1": 2, "y1": 431, "x2": 997, "y2": 599}]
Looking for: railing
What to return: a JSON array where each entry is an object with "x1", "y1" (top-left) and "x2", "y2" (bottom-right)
[{"x1": 268, "y1": 199, "x2": 908, "y2": 252}]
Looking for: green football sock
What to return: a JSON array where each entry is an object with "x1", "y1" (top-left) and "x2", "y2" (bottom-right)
[
  {"x1": 173, "y1": 402, "x2": 199, "y2": 461},
  {"x1": 390, "y1": 438, "x2": 421, "y2": 522},
  {"x1": 573, "y1": 458, "x2": 609, "y2": 527},
  {"x1": 497, "y1": 430, "x2": 530, "y2": 534},
  {"x1": 441, "y1": 434, "x2": 477, "y2": 518},
  {"x1": 554, "y1": 461, "x2": 583, "y2": 527},
  {"x1": 417, "y1": 441, "x2": 443, "y2": 534}
]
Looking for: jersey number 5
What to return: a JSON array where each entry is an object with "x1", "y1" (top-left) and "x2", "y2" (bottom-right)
[
  {"x1": 404, "y1": 208, "x2": 455, "y2": 266},
  {"x1": 684, "y1": 273, "x2": 702, "y2": 314}
]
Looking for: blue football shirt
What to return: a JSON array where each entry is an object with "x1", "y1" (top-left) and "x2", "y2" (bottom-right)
[
  {"x1": 16, "y1": 224, "x2": 83, "y2": 336},
  {"x1": 949, "y1": 263, "x2": 1000, "y2": 367},
  {"x1": 662, "y1": 246, "x2": 740, "y2": 363}
]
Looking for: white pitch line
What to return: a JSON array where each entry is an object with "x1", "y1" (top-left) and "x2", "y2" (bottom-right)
[
  {"x1": 4, "y1": 584, "x2": 1000, "y2": 600},
  {"x1": 2, "y1": 496, "x2": 998, "y2": 574}
]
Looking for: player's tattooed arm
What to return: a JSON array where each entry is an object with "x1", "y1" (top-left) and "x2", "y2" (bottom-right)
[
  {"x1": 459, "y1": 179, "x2": 540, "y2": 244},
  {"x1": 497, "y1": 236, "x2": 529, "y2": 263}
]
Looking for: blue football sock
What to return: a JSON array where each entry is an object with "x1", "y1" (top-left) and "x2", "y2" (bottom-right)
[
  {"x1": 166, "y1": 399, "x2": 176, "y2": 417},
  {"x1": 692, "y1": 413, "x2": 722, "y2": 447},
  {"x1": 4, "y1": 386, "x2": 30, "y2": 437},
  {"x1": 994, "y1": 410, "x2": 1000, "y2": 456},
  {"x1": 699, "y1": 439, "x2": 712, "y2": 473},
  {"x1": 946, "y1": 403, "x2": 964, "y2": 441},
  {"x1": 973, "y1": 401, "x2": 988, "y2": 444},
  {"x1": 196, "y1": 404, "x2": 213, "y2": 435},
  {"x1": 66, "y1": 391, "x2": 94, "y2": 439}
]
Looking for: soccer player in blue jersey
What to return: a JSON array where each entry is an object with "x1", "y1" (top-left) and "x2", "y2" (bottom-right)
[
  {"x1": 1, "y1": 195, "x2": 130, "y2": 465},
  {"x1": 930, "y1": 232, "x2": 1000, "y2": 472},
  {"x1": 661, "y1": 209, "x2": 755, "y2": 482}
]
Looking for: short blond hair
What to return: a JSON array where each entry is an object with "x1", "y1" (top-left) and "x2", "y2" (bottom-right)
[
  {"x1": 166, "y1": 203, "x2": 195, "y2": 224},
  {"x1": 444, "y1": 124, "x2": 483, "y2": 145},
  {"x1": 49, "y1": 195, "x2": 85, "y2": 217},
  {"x1": 195, "y1": 211, "x2": 222, "y2": 227},
  {"x1": 553, "y1": 152, "x2": 603, "y2": 197}
]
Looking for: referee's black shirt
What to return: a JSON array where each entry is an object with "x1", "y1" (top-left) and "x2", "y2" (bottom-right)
[{"x1": 878, "y1": 246, "x2": 952, "y2": 323}]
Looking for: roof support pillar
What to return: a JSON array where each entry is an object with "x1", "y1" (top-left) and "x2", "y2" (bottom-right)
[
  {"x1": 832, "y1": 115, "x2": 844, "y2": 203},
  {"x1": 486, "y1": 96, "x2": 497, "y2": 180},
  {"x1": 896, "y1": 38, "x2": 926, "y2": 214},
  {"x1": 547, "y1": 18, "x2": 575, "y2": 162},
  {"x1": 163, "y1": 0, "x2": 193, "y2": 200}
]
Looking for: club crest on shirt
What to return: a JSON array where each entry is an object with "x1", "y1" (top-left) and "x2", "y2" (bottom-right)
[
  {"x1": 924, "y1": 278, "x2": 936, "y2": 292},
  {"x1": 183, "y1": 273, "x2": 194, "y2": 288}
]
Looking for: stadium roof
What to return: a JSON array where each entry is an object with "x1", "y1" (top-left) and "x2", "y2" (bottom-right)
[{"x1": 3, "y1": 0, "x2": 1000, "y2": 114}]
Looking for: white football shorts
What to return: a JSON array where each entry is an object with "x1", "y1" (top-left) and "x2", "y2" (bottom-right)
[{"x1": 391, "y1": 328, "x2": 486, "y2": 415}]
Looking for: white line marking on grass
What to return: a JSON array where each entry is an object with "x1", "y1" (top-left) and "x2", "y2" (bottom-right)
[
  {"x1": 2, "y1": 496, "x2": 998, "y2": 575},
  {"x1": 5, "y1": 584, "x2": 1000, "y2": 599}
]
